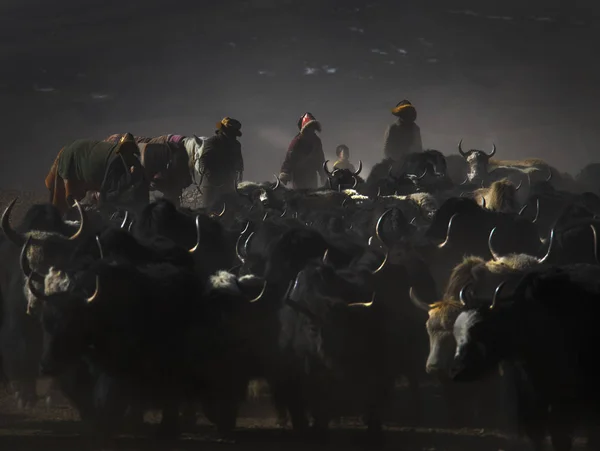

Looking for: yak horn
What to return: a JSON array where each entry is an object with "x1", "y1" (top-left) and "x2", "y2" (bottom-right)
[
  {"x1": 120, "y1": 211, "x2": 129, "y2": 229},
  {"x1": 353, "y1": 160, "x2": 363, "y2": 176},
  {"x1": 243, "y1": 232, "x2": 255, "y2": 258},
  {"x1": 189, "y1": 215, "x2": 201, "y2": 253},
  {"x1": 235, "y1": 224, "x2": 249, "y2": 264},
  {"x1": 515, "y1": 180, "x2": 522, "y2": 191},
  {"x1": 518, "y1": 204, "x2": 528, "y2": 216},
  {"x1": 95, "y1": 235, "x2": 104, "y2": 259},
  {"x1": 248, "y1": 280, "x2": 267, "y2": 303},
  {"x1": 375, "y1": 209, "x2": 393, "y2": 246},
  {"x1": 272, "y1": 174, "x2": 281, "y2": 190},
  {"x1": 27, "y1": 274, "x2": 47, "y2": 300},
  {"x1": 323, "y1": 160, "x2": 333, "y2": 177},
  {"x1": 537, "y1": 227, "x2": 555, "y2": 264},
  {"x1": 489, "y1": 281, "x2": 506, "y2": 309},
  {"x1": 68, "y1": 200, "x2": 85, "y2": 241},
  {"x1": 412, "y1": 167, "x2": 428, "y2": 180},
  {"x1": 1, "y1": 198, "x2": 25, "y2": 247},
  {"x1": 212, "y1": 203, "x2": 226, "y2": 218},
  {"x1": 409, "y1": 287, "x2": 431, "y2": 311},
  {"x1": 458, "y1": 139, "x2": 467, "y2": 157},
  {"x1": 20, "y1": 235, "x2": 33, "y2": 278},
  {"x1": 488, "y1": 227, "x2": 502, "y2": 261},
  {"x1": 459, "y1": 283, "x2": 473, "y2": 306},
  {"x1": 371, "y1": 215, "x2": 390, "y2": 274},
  {"x1": 591, "y1": 224, "x2": 599, "y2": 265},
  {"x1": 234, "y1": 180, "x2": 252, "y2": 200},
  {"x1": 487, "y1": 143, "x2": 497, "y2": 158},
  {"x1": 532, "y1": 198, "x2": 540, "y2": 223},
  {"x1": 348, "y1": 292, "x2": 376, "y2": 308},
  {"x1": 86, "y1": 275, "x2": 100, "y2": 303},
  {"x1": 438, "y1": 213, "x2": 459, "y2": 248},
  {"x1": 372, "y1": 249, "x2": 388, "y2": 275},
  {"x1": 323, "y1": 249, "x2": 330, "y2": 265}
]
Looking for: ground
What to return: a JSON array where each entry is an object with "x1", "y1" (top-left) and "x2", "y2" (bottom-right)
[{"x1": 0, "y1": 380, "x2": 588, "y2": 451}]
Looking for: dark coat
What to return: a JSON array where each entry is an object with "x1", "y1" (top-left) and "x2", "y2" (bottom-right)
[
  {"x1": 383, "y1": 119, "x2": 423, "y2": 162},
  {"x1": 198, "y1": 133, "x2": 243, "y2": 184},
  {"x1": 280, "y1": 133, "x2": 326, "y2": 189},
  {"x1": 198, "y1": 132, "x2": 244, "y2": 208}
]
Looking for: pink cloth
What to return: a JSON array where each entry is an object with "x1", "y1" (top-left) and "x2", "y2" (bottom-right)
[{"x1": 168, "y1": 135, "x2": 185, "y2": 144}]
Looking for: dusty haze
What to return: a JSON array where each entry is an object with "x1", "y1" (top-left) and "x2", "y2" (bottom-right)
[{"x1": 1, "y1": 0, "x2": 599, "y2": 191}]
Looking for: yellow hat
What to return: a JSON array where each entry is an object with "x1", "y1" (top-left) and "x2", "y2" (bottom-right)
[
  {"x1": 119, "y1": 132, "x2": 135, "y2": 143},
  {"x1": 116, "y1": 132, "x2": 139, "y2": 155},
  {"x1": 391, "y1": 100, "x2": 417, "y2": 122},
  {"x1": 216, "y1": 117, "x2": 242, "y2": 137}
]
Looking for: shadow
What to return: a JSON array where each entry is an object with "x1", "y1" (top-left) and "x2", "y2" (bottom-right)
[{"x1": 0, "y1": 421, "x2": 517, "y2": 451}]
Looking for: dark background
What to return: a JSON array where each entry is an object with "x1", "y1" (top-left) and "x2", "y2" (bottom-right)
[{"x1": 1, "y1": 0, "x2": 599, "y2": 191}]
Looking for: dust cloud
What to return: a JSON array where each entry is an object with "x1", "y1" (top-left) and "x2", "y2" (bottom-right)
[{"x1": 1, "y1": 0, "x2": 599, "y2": 190}]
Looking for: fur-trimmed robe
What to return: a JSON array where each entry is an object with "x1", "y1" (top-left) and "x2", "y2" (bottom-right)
[{"x1": 280, "y1": 133, "x2": 326, "y2": 189}]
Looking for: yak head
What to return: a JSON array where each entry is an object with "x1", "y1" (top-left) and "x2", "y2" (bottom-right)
[
  {"x1": 26, "y1": 265, "x2": 100, "y2": 376},
  {"x1": 409, "y1": 285, "x2": 462, "y2": 377},
  {"x1": 283, "y1": 263, "x2": 377, "y2": 371},
  {"x1": 458, "y1": 139, "x2": 497, "y2": 183},
  {"x1": 402, "y1": 149, "x2": 448, "y2": 185},
  {"x1": 450, "y1": 281, "x2": 516, "y2": 382},
  {"x1": 323, "y1": 160, "x2": 363, "y2": 192},
  {"x1": 1, "y1": 199, "x2": 98, "y2": 313},
  {"x1": 409, "y1": 244, "x2": 538, "y2": 377},
  {"x1": 235, "y1": 175, "x2": 285, "y2": 210}
]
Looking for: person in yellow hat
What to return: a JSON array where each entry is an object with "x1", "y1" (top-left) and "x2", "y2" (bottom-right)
[
  {"x1": 332, "y1": 144, "x2": 356, "y2": 172},
  {"x1": 197, "y1": 117, "x2": 244, "y2": 208},
  {"x1": 383, "y1": 100, "x2": 422, "y2": 163}
]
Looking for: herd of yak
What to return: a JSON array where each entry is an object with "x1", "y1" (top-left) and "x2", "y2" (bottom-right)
[{"x1": 2, "y1": 142, "x2": 600, "y2": 451}]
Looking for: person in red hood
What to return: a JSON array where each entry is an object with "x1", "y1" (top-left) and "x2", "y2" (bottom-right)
[{"x1": 279, "y1": 112, "x2": 326, "y2": 189}]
